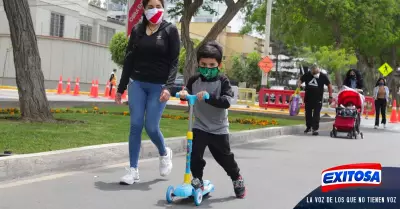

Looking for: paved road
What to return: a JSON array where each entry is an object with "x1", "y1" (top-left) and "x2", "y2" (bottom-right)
[{"x1": 1, "y1": 128, "x2": 400, "y2": 209}]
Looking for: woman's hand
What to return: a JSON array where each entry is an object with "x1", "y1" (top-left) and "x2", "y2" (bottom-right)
[
  {"x1": 115, "y1": 93, "x2": 122, "y2": 104},
  {"x1": 159, "y1": 89, "x2": 171, "y2": 102}
]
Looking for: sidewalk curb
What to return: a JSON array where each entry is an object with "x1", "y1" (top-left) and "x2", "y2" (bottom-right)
[{"x1": 0, "y1": 122, "x2": 333, "y2": 182}]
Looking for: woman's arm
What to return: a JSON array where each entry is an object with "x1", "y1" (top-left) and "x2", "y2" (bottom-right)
[
  {"x1": 164, "y1": 25, "x2": 180, "y2": 93},
  {"x1": 372, "y1": 87, "x2": 377, "y2": 100},
  {"x1": 117, "y1": 27, "x2": 137, "y2": 94}
]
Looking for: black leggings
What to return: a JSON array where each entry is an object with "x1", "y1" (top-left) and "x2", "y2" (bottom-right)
[{"x1": 374, "y1": 99, "x2": 387, "y2": 126}]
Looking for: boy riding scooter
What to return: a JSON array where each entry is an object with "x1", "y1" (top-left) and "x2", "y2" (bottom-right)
[{"x1": 178, "y1": 40, "x2": 246, "y2": 198}]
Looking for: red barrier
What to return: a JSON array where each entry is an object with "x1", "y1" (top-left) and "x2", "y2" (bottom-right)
[
  {"x1": 258, "y1": 88, "x2": 304, "y2": 109},
  {"x1": 258, "y1": 88, "x2": 375, "y2": 115}
]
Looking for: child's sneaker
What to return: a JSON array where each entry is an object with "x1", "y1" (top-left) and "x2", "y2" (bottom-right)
[
  {"x1": 191, "y1": 178, "x2": 204, "y2": 190},
  {"x1": 233, "y1": 176, "x2": 246, "y2": 198}
]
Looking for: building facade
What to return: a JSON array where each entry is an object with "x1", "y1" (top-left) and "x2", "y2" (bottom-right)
[{"x1": 0, "y1": 0, "x2": 125, "y2": 90}]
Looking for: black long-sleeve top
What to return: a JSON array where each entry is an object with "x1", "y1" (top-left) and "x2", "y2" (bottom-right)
[{"x1": 117, "y1": 20, "x2": 180, "y2": 94}]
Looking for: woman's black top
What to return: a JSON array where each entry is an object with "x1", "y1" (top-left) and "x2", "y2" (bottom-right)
[{"x1": 117, "y1": 20, "x2": 180, "y2": 94}]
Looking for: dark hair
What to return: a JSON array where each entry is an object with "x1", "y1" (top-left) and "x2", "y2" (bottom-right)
[
  {"x1": 343, "y1": 68, "x2": 364, "y2": 89},
  {"x1": 196, "y1": 40, "x2": 223, "y2": 64},
  {"x1": 141, "y1": 0, "x2": 165, "y2": 26},
  {"x1": 375, "y1": 77, "x2": 386, "y2": 87}
]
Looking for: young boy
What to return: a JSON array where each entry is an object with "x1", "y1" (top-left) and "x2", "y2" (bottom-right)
[{"x1": 178, "y1": 41, "x2": 246, "y2": 198}]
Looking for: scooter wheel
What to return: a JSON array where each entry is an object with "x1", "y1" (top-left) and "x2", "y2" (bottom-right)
[
  {"x1": 193, "y1": 188, "x2": 203, "y2": 206},
  {"x1": 166, "y1": 186, "x2": 174, "y2": 204}
]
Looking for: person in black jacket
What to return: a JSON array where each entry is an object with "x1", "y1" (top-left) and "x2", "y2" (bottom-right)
[
  {"x1": 115, "y1": 0, "x2": 180, "y2": 185},
  {"x1": 343, "y1": 69, "x2": 364, "y2": 93}
]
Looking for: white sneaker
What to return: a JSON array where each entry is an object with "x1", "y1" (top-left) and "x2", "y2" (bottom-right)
[
  {"x1": 120, "y1": 167, "x2": 140, "y2": 185},
  {"x1": 374, "y1": 125, "x2": 378, "y2": 129},
  {"x1": 383, "y1": 124, "x2": 386, "y2": 129},
  {"x1": 159, "y1": 147, "x2": 173, "y2": 177}
]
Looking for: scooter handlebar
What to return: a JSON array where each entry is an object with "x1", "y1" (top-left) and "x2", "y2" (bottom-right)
[{"x1": 175, "y1": 92, "x2": 210, "y2": 105}]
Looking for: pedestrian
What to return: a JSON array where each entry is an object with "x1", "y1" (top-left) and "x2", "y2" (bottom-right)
[
  {"x1": 177, "y1": 41, "x2": 246, "y2": 198},
  {"x1": 109, "y1": 69, "x2": 117, "y2": 95},
  {"x1": 343, "y1": 69, "x2": 364, "y2": 93},
  {"x1": 297, "y1": 64, "x2": 333, "y2": 135},
  {"x1": 373, "y1": 78, "x2": 389, "y2": 129},
  {"x1": 115, "y1": 0, "x2": 180, "y2": 185}
]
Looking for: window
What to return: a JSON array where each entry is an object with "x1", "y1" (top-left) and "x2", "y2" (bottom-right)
[
  {"x1": 99, "y1": 26, "x2": 116, "y2": 45},
  {"x1": 80, "y1": 25, "x2": 92, "y2": 42},
  {"x1": 50, "y1": 13, "x2": 64, "y2": 37}
]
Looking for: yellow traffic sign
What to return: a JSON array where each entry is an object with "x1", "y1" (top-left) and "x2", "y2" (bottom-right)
[{"x1": 378, "y1": 63, "x2": 393, "y2": 77}]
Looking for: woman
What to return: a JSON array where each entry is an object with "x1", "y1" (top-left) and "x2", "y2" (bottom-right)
[
  {"x1": 343, "y1": 69, "x2": 364, "y2": 93},
  {"x1": 115, "y1": 0, "x2": 180, "y2": 185},
  {"x1": 373, "y1": 78, "x2": 389, "y2": 129}
]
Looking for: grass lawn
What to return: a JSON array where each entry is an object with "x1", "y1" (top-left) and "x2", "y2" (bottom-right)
[{"x1": 0, "y1": 106, "x2": 303, "y2": 154}]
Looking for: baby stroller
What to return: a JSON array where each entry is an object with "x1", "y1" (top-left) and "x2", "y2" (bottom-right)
[{"x1": 330, "y1": 87, "x2": 364, "y2": 139}]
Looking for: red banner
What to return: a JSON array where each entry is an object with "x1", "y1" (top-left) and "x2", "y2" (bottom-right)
[{"x1": 127, "y1": 0, "x2": 144, "y2": 36}]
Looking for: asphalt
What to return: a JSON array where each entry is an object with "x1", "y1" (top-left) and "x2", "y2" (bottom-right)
[{"x1": 1, "y1": 127, "x2": 400, "y2": 209}]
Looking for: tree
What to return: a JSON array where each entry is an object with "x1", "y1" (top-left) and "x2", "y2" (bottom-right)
[
  {"x1": 300, "y1": 46, "x2": 357, "y2": 81},
  {"x1": 168, "y1": 0, "x2": 249, "y2": 83},
  {"x1": 2, "y1": 0, "x2": 54, "y2": 122},
  {"x1": 241, "y1": 0, "x2": 400, "y2": 91},
  {"x1": 109, "y1": 32, "x2": 129, "y2": 68},
  {"x1": 178, "y1": 39, "x2": 201, "y2": 74},
  {"x1": 229, "y1": 52, "x2": 262, "y2": 88}
]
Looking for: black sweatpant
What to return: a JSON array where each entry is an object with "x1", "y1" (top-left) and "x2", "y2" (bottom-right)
[
  {"x1": 374, "y1": 98, "x2": 387, "y2": 126},
  {"x1": 191, "y1": 128, "x2": 240, "y2": 181},
  {"x1": 305, "y1": 100, "x2": 323, "y2": 130}
]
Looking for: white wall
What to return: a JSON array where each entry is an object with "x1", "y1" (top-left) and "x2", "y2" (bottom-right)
[{"x1": 0, "y1": 35, "x2": 119, "y2": 85}]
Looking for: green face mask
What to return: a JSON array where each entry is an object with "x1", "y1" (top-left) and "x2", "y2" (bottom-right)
[{"x1": 198, "y1": 67, "x2": 219, "y2": 80}]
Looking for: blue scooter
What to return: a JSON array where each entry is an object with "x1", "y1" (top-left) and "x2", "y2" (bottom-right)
[{"x1": 165, "y1": 92, "x2": 215, "y2": 206}]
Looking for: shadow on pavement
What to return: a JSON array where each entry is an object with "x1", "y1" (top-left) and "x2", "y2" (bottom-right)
[
  {"x1": 203, "y1": 151, "x2": 260, "y2": 160},
  {"x1": 233, "y1": 141, "x2": 289, "y2": 152},
  {"x1": 155, "y1": 195, "x2": 237, "y2": 208},
  {"x1": 94, "y1": 178, "x2": 168, "y2": 191}
]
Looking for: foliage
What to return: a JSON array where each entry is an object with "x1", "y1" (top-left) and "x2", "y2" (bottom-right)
[
  {"x1": 230, "y1": 52, "x2": 262, "y2": 88},
  {"x1": 109, "y1": 32, "x2": 129, "y2": 68},
  {"x1": 299, "y1": 46, "x2": 357, "y2": 73},
  {"x1": 178, "y1": 39, "x2": 201, "y2": 74}
]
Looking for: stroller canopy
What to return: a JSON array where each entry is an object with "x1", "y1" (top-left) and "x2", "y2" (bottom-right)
[{"x1": 337, "y1": 87, "x2": 364, "y2": 108}]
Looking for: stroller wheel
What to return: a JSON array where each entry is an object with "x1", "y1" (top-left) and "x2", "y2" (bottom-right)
[
  {"x1": 360, "y1": 132, "x2": 364, "y2": 139},
  {"x1": 330, "y1": 131, "x2": 333, "y2": 138}
]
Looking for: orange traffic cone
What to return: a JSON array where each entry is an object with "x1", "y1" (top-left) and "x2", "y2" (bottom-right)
[
  {"x1": 389, "y1": 100, "x2": 398, "y2": 123},
  {"x1": 73, "y1": 77, "x2": 80, "y2": 96},
  {"x1": 104, "y1": 81, "x2": 110, "y2": 97},
  {"x1": 109, "y1": 85, "x2": 116, "y2": 99},
  {"x1": 93, "y1": 79, "x2": 99, "y2": 98},
  {"x1": 122, "y1": 90, "x2": 127, "y2": 99},
  {"x1": 57, "y1": 76, "x2": 63, "y2": 94},
  {"x1": 89, "y1": 80, "x2": 95, "y2": 97},
  {"x1": 65, "y1": 78, "x2": 71, "y2": 94},
  {"x1": 398, "y1": 107, "x2": 400, "y2": 123}
]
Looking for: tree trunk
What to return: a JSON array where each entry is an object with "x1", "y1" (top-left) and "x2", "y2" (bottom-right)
[
  {"x1": 181, "y1": 0, "x2": 247, "y2": 83},
  {"x1": 332, "y1": 21, "x2": 343, "y2": 87},
  {"x1": 388, "y1": 45, "x2": 398, "y2": 107},
  {"x1": 3, "y1": 0, "x2": 54, "y2": 122}
]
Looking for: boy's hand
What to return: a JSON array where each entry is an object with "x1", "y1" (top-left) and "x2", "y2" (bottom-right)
[
  {"x1": 196, "y1": 91, "x2": 208, "y2": 101},
  {"x1": 178, "y1": 90, "x2": 188, "y2": 99}
]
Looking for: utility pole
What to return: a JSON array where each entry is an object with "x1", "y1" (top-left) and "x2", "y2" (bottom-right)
[{"x1": 261, "y1": 0, "x2": 273, "y2": 87}]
